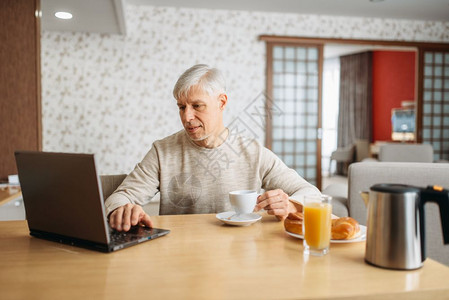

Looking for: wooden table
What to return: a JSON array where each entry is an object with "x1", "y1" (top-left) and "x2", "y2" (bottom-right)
[
  {"x1": 1, "y1": 214, "x2": 449, "y2": 299},
  {"x1": 0, "y1": 185, "x2": 21, "y2": 206}
]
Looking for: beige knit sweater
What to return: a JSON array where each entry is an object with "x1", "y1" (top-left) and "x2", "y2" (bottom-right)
[{"x1": 105, "y1": 130, "x2": 320, "y2": 216}]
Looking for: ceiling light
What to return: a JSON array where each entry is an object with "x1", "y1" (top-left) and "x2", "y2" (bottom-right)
[
  {"x1": 55, "y1": 11, "x2": 73, "y2": 20},
  {"x1": 369, "y1": 0, "x2": 385, "y2": 2}
]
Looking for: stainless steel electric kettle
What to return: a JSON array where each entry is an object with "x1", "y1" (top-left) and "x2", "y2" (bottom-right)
[{"x1": 365, "y1": 184, "x2": 449, "y2": 270}]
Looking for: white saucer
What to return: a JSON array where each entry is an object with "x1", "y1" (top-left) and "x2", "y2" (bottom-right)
[
  {"x1": 216, "y1": 211, "x2": 262, "y2": 226},
  {"x1": 285, "y1": 225, "x2": 367, "y2": 243}
]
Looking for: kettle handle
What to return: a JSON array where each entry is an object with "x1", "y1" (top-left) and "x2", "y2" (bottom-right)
[{"x1": 419, "y1": 185, "x2": 449, "y2": 261}]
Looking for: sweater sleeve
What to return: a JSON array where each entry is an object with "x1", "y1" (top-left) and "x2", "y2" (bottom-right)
[
  {"x1": 104, "y1": 144, "x2": 161, "y2": 216},
  {"x1": 259, "y1": 146, "x2": 320, "y2": 201}
]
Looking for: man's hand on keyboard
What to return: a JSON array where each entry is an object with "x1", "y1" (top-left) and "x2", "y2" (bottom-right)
[{"x1": 109, "y1": 203, "x2": 153, "y2": 232}]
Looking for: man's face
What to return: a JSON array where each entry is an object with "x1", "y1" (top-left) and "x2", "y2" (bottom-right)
[{"x1": 177, "y1": 85, "x2": 227, "y2": 146}]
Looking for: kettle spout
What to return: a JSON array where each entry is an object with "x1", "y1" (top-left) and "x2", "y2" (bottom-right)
[{"x1": 360, "y1": 191, "x2": 369, "y2": 206}]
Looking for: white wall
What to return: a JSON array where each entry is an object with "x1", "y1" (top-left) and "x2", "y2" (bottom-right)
[{"x1": 41, "y1": 4, "x2": 449, "y2": 175}]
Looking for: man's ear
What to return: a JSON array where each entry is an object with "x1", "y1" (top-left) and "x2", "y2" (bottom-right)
[{"x1": 218, "y1": 93, "x2": 228, "y2": 110}]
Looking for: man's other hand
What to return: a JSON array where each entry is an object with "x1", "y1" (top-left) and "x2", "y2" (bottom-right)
[{"x1": 254, "y1": 189, "x2": 290, "y2": 220}]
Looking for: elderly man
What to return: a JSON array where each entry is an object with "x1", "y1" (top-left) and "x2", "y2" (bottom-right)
[{"x1": 106, "y1": 64, "x2": 320, "y2": 231}]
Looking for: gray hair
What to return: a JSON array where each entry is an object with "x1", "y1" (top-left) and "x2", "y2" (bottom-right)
[{"x1": 173, "y1": 64, "x2": 226, "y2": 100}]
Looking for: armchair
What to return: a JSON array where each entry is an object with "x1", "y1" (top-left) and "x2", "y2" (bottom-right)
[
  {"x1": 100, "y1": 174, "x2": 160, "y2": 216},
  {"x1": 100, "y1": 174, "x2": 127, "y2": 199},
  {"x1": 329, "y1": 144, "x2": 355, "y2": 176}
]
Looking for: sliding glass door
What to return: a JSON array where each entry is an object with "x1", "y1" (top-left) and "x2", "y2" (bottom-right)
[
  {"x1": 265, "y1": 43, "x2": 323, "y2": 189},
  {"x1": 419, "y1": 49, "x2": 449, "y2": 161},
  {"x1": 261, "y1": 35, "x2": 449, "y2": 189}
]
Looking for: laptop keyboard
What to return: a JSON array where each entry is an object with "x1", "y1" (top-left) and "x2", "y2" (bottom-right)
[{"x1": 109, "y1": 226, "x2": 153, "y2": 244}]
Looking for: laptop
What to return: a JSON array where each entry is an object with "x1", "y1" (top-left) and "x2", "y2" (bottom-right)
[{"x1": 14, "y1": 151, "x2": 170, "y2": 252}]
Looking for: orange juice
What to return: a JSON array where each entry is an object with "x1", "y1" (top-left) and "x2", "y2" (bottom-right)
[{"x1": 304, "y1": 203, "x2": 332, "y2": 249}]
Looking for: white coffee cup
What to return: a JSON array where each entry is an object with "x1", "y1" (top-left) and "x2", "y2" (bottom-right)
[{"x1": 229, "y1": 190, "x2": 258, "y2": 214}]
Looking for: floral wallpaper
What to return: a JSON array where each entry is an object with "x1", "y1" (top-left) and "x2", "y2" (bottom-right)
[{"x1": 41, "y1": 4, "x2": 449, "y2": 175}]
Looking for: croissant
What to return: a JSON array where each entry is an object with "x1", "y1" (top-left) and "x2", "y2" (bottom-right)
[
  {"x1": 331, "y1": 217, "x2": 360, "y2": 240},
  {"x1": 284, "y1": 212, "x2": 303, "y2": 235}
]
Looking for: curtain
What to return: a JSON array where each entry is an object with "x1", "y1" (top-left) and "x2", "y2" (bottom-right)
[
  {"x1": 336, "y1": 52, "x2": 372, "y2": 173},
  {"x1": 322, "y1": 57, "x2": 340, "y2": 175}
]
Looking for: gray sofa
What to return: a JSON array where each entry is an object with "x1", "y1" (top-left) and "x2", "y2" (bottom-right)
[
  {"x1": 348, "y1": 162, "x2": 449, "y2": 266},
  {"x1": 378, "y1": 143, "x2": 434, "y2": 162}
]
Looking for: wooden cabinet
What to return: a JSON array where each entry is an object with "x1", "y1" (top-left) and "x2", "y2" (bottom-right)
[{"x1": 0, "y1": 0, "x2": 41, "y2": 180}]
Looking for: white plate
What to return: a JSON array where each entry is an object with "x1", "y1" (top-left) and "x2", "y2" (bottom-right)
[
  {"x1": 216, "y1": 211, "x2": 262, "y2": 226},
  {"x1": 285, "y1": 225, "x2": 367, "y2": 243}
]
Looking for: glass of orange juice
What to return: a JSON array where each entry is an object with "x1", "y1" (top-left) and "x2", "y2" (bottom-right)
[{"x1": 303, "y1": 194, "x2": 332, "y2": 256}]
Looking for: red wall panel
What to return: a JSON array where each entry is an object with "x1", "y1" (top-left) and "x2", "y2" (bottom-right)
[{"x1": 372, "y1": 51, "x2": 416, "y2": 141}]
